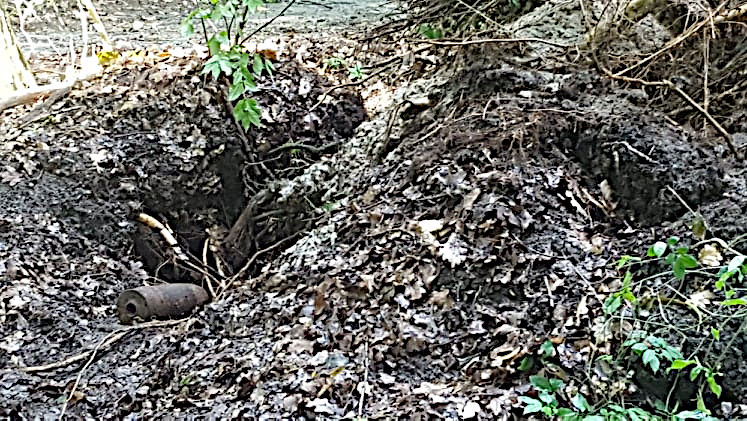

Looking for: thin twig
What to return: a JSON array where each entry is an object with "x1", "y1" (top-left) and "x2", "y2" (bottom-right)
[
  {"x1": 22, "y1": 319, "x2": 186, "y2": 374},
  {"x1": 358, "y1": 341, "x2": 369, "y2": 418},
  {"x1": 665, "y1": 186, "x2": 697, "y2": 216},
  {"x1": 219, "y1": 231, "x2": 304, "y2": 296},
  {"x1": 57, "y1": 318, "x2": 187, "y2": 419},
  {"x1": 408, "y1": 37, "x2": 572, "y2": 49},
  {"x1": 602, "y1": 141, "x2": 660, "y2": 164},
  {"x1": 240, "y1": 0, "x2": 297, "y2": 45},
  {"x1": 267, "y1": 141, "x2": 342, "y2": 156},
  {"x1": 612, "y1": 2, "x2": 730, "y2": 78},
  {"x1": 309, "y1": 65, "x2": 392, "y2": 112}
]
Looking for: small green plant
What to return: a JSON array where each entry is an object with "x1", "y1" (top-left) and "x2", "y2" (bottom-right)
[
  {"x1": 417, "y1": 23, "x2": 443, "y2": 39},
  {"x1": 348, "y1": 62, "x2": 365, "y2": 80},
  {"x1": 603, "y1": 270, "x2": 636, "y2": 314},
  {"x1": 601, "y1": 234, "x2": 747, "y2": 418},
  {"x1": 181, "y1": 0, "x2": 274, "y2": 129},
  {"x1": 623, "y1": 332, "x2": 682, "y2": 374},
  {"x1": 519, "y1": 374, "x2": 659, "y2": 420},
  {"x1": 669, "y1": 358, "x2": 722, "y2": 399},
  {"x1": 647, "y1": 236, "x2": 698, "y2": 280},
  {"x1": 518, "y1": 375, "x2": 565, "y2": 417},
  {"x1": 326, "y1": 56, "x2": 347, "y2": 69}
]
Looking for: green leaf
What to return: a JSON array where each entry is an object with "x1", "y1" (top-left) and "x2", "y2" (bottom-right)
[
  {"x1": 228, "y1": 81, "x2": 246, "y2": 101},
  {"x1": 675, "y1": 246, "x2": 689, "y2": 255},
  {"x1": 696, "y1": 393, "x2": 707, "y2": 412},
  {"x1": 243, "y1": 0, "x2": 264, "y2": 13},
  {"x1": 202, "y1": 52, "x2": 234, "y2": 78},
  {"x1": 631, "y1": 342, "x2": 648, "y2": 354},
  {"x1": 650, "y1": 241, "x2": 667, "y2": 257},
  {"x1": 721, "y1": 298, "x2": 747, "y2": 306},
  {"x1": 673, "y1": 254, "x2": 698, "y2": 280},
  {"x1": 418, "y1": 24, "x2": 443, "y2": 39},
  {"x1": 680, "y1": 254, "x2": 698, "y2": 267},
  {"x1": 667, "y1": 236, "x2": 680, "y2": 246},
  {"x1": 540, "y1": 340, "x2": 554, "y2": 358},
  {"x1": 234, "y1": 98, "x2": 262, "y2": 129},
  {"x1": 517, "y1": 356, "x2": 533, "y2": 371},
  {"x1": 180, "y1": 17, "x2": 195, "y2": 37},
  {"x1": 690, "y1": 365, "x2": 703, "y2": 382},
  {"x1": 706, "y1": 375, "x2": 722, "y2": 397},
  {"x1": 728, "y1": 255, "x2": 745, "y2": 273},
  {"x1": 670, "y1": 359, "x2": 696, "y2": 370},
  {"x1": 518, "y1": 396, "x2": 543, "y2": 414},
  {"x1": 711, "y1": 328, "x2": 720, "y2": 340},
  {"x1": 530, "y1": 375, "x2": 562, "y2": 392},
  {"x1": 617, "y1": 255, "x2": 632, "y2": 269},
  {"x1": 252, "y1": 53, "x2": 264, "y2": 76},
  {"x1": 263, "y1": 57, "x2": 274, "y2": 75},
  {"x1": 642, "y1": 349, "x2": 660, "y2": 373},
  {"x1": 530, "y1": 375, "x2": 549, "y2": 390},
  {"x1": 571, "y1": 394, "x2": 590, "y2": 412},
  {"x1": 622, "y1": 270, "x2": 633, "y2": 286},
  {"x1": 556, "y1": 408, "x2": 576, "y2": 416},
  {"x1": 603, "y1": 295, "x2": 622, "y2": 314},
  {"x1": 661, "y1": 346, "x2": 683, "y2": 361},
  {"x1": 203, "y1": 58, "x2": 223, "y2": 79},
  {"x1": 538, "y1": 391, "x2": 555, "y2": 404}
]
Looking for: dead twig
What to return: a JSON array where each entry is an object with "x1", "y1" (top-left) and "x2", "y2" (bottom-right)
[
  {"x1": 602, "y1": 141, "x2": 660, "y2": 164},
  {"x1": 581, "y1": 9, "x2": 740, "y2": 156},
  {"x1": 56, "y1": 318, "x2": 186, "y2": 419},
  {"x1": 357, "y1": 341, "x2": 370, "y2": 418},
  {"x1": 309, "y1": 65, "x2": 392, "y2": 112},
  {"x1": 374, "y1": 101, "x2": 407, "y2": 163},
  {"x1": 219, "y1": 231, "x2": 304, "y2": 296},
  {"x1": 407, "y1": 37, "x2": 572, "y2": 49},
  {"x1": 22, "y1": 318, "x2": 186, "y2": 374},
  {"x1": 240, "y1": 0, "x2": 298, "y2": 44},
  {"x1": 0, "y1": 82, "x2": 74, "y2": 113},
  {"x1": 267, "y1": 141, "x2": 342, "y2": 156},
  {"x1": 613, "y1": 2, "x2": 742, "y2": 78}
]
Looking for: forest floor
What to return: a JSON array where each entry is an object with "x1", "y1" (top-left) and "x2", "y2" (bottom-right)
[{"x1": 2, "y1": 0, "x2": 747, "y2": 419}]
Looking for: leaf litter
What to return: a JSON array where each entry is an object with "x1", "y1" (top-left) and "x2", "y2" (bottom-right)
[{"x1": 2, "y1": 0, "x2": 747, "y2": 419}]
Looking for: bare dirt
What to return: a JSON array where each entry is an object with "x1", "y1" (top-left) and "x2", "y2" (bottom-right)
[{"x1": 2, "y1": 0, "x2": 747, "y2": 419}]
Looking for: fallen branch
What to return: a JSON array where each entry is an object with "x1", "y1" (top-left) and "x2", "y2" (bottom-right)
[
  {"x1": 21, "y1": 318, "x2": 186, "y2": 373},
  {"x1": 614, "y1": 3, "x2": 746, "y2": 78},
  {"x1": 579, "y1": 0, "x2": 741, "y2": 158},
  {"x1": 56, "y1": 318, "x2": 187, "y2": 419},
  {"x1": 0, "y1": 81, "x2": 73, "y2": 113},
  {"x1": 407, "y1": 37, "x2": 572, "y2": 49}
]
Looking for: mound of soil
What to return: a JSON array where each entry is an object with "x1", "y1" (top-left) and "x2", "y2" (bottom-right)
[
  {"x1": 3, "y1": 0, "x2": 747, "y2": 418},
  {"x1": 0, "y1": 43, "x2": 366, "y2": 417}
]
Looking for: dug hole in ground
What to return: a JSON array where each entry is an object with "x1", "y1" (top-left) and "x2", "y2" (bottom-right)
[{"x1": 1, "y1": 0, "x2": 747, "y2": 418}]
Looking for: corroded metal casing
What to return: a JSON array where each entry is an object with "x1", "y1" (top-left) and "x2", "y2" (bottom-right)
[{"x1": 117, "y1": 283, "x2": 209, "y2": 324}]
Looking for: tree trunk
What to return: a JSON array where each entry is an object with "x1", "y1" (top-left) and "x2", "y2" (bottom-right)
[{"x1": 0, "y1": 0, "x2": 36, "y2": 97}]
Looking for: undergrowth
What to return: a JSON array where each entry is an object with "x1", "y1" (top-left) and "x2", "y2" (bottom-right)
[
  {"x1": 521, "y1": 232, "x2": 747, "y2": 420},
  {"x1": 181, "y1": 0, "x2": 274, "y2": 130}
]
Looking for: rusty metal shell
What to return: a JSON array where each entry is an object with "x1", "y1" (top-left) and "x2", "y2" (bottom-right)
[{"x1": 116, "y1": 283, "x2": 209, "y2": 324}]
